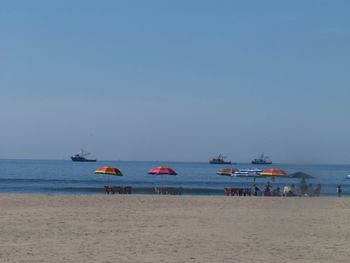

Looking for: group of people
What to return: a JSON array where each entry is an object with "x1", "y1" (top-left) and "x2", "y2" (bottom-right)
[
  {"x1": 251, "y1": 182, "x2": 282, "y2": 196},
  {"x1": 251, "y1": 178, "x2": 323, "y2": 197},
  {"x1": 297, "y1": 178, "x2": 322, "y2": 197}
]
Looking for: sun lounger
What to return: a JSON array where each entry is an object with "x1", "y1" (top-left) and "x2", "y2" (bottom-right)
[
  {"x1": 172, "y1": 187, "x2": 183, "y2": 195},
  {"x1": 110, "y1": 186, "x2": 123, "y2": 194},
  {"x1": 104, "y1": 186, "x2": 111, "y2": 194},
  {"x1": 224, "y1": 188, "x2": 252, "y2": 197},
  {"x1": 242, "y1": 188, "x2": 251, "y2": 196},
  {"x1": 224, "y1": 188, "x2": 230, "y2": 196},
  {"x1": 123, "y1": 186, "x2": 132, "y2": 194},
  {"x1": 154, "y1": 187, "x2": 169, "y2": 195},
  {"x1": 231, "y1": 188, "x2": 238, "y2": 196},
  {"x1": 154, "y1": 187, "x2": 183, "y2": 195}
]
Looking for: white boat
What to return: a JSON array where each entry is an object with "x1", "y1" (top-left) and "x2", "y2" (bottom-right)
[{"x1": 233, "y1": 168, "x2": 263, "y2": 178}]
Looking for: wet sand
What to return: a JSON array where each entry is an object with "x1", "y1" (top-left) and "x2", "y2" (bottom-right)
[{"x1": 0, "y1": 195, "x2": 349, "y2": 263}]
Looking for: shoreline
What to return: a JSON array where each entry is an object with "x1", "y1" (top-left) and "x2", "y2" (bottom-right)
[
  {"x1": 1, "y1": 193, "x2": 349, "y2": 200},
  {"x1": 0, "y1": 192, "x2": 349, "y2": 197}
]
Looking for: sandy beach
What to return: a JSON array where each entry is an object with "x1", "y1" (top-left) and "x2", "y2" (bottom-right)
[{"x1": 0, "y1": 195, "x2": 349, "y2": 263}]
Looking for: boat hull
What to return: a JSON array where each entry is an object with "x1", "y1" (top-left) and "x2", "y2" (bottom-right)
[
  {"x1": 210, "y1": 161, "x2": 232, "y2": 164},
  {"x1": 71, "y1": 157, "x2": 96, "y2": 162},
  {"x1": 251, "y1": 161, "x2": 272, "y2": 165}
]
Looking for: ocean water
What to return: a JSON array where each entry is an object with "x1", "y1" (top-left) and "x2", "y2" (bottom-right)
[{"x1": 0, "y1": 159, "x2": 349, "y2": 196}]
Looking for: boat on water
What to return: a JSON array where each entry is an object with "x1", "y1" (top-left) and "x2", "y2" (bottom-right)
[
  {"x1": 233, "y1": 168, "x2": 263, "y2": 178},
  {"x1": 251, "y1": 154, "x2": 272, "y2": 165},
  {"x1": 71, "y1": 150, "x2": 96, "y2": 162},
  {"x1": 210, "y1": 154, "x2": 232, "y2": 164}
]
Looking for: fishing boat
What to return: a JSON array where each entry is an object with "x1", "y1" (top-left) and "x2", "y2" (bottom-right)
[
  {"x1": 210, "y1": 154, "x2": 232, "y2": 164},
  {"x1": 251, "y1": 154, "x2": 272, "y2": 165},
  {"x1": 71, "y1": 150, "x2": 96, "y2": 162}
]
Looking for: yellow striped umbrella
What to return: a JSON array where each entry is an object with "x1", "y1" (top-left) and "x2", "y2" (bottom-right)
[{"x1": 95, "y1": 166, "x2": 123, "y2": 176}]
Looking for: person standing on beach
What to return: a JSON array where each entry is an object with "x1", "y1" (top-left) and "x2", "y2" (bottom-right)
[
  {"x1": 314, "y1": 184, "x2": 321, "y2": 197},
  {"x1": 336, "y1": 185, "x2": 342, "y2": 197},
  {"x1": 290, "y1": 184, "x2": 296, "y2": 195},
  {"x1": 300, "y1": 178, "x2": 307, "y2": 196}
]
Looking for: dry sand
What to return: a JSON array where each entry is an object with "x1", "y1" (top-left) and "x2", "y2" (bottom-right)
[{"x1": 0, "y1": 195, "x2": 349, "y2": 263}]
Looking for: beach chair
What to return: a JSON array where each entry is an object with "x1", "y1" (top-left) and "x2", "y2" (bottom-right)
[
  {"x1": 160, "y1": 187, "x2": 166, "y2": 195},
  {"x1": 224, "y1": 188, "x2": 230, "y2": 196},
  {"x1": 165, "y1": 187, "x2": 174, "y2": 195},
  {"x1": 104, "y1": 186, "x2": 111, "y2": 194},
  {"x1": 246, "y1": 188, "x2": 252, "y2": 196},
  {"x1": 172, "y1": 187, "x2": 183, "y2": 195},
  {"x1": 242, "y1": 188, "x2": 250, "y2": 196},
  {"x1": 110, "y1": 186, "x2": 123, "y2": 194},
  {"x1": 264, "y1": 191, "x2": 271, "y2": 197},
  {"x1": 231, "y1": 188, "x2": 238, "y2": 196},
  {"x1": 124, "y1": 186, "x2": 132, "y2": 194}
]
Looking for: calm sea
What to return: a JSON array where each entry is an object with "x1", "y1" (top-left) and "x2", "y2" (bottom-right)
[{"x1": 0, "y1": 159, "x2": 349, "y2": 196}]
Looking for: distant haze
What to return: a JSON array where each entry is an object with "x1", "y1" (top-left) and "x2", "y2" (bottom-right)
[{"x1": 1, "y1": 1, "x2": 350, "y2": 163}]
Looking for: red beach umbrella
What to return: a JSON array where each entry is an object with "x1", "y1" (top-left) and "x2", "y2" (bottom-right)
[
  {"x1": 260, "y1": 169, "x2": 287, "y2": 177},
  {"x1": 95, "y1": 166, "x2": 123, "y2": 176},
  {"x1": 148, "y1": 166, "x2": 177, "y2": 175}
]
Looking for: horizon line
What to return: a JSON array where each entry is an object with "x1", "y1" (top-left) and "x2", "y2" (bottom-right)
[{"x1": 0, "y1": 158, "x2": 349, "y2": 166}]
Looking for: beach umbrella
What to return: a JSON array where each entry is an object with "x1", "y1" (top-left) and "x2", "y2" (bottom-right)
[
  {"x1": 288, "y1": 171, "x2": 314, "y2": 179},
  {"x1": 148, "y1": 166, "x2": 177, "y2": 193},
  {"x1": 260, "y1": 169, "x2": 287, "y2": 182},
  {"x1": 148, "y1": 166, "x2": 177, "y2": 175},
  {"x1": 95, "y1": 166, "x2": 123, "y2": 186},
  {"x1": 217, "y1": 168, "x2": 237, "y2": 184},
  {"x1": 217, "y1": 168, "x2": 237, "y2": 176},
  {"x1": 260, "y1": 169, "x2": 287, "y2": 177},
  {"x1": 95, "y1": 166, "x2": 123, "y2": 176}
]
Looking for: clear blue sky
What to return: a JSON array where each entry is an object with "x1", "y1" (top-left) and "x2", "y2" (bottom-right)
[{"x1": 1, "y1": 0, "x2": 349, "y2": 163}]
